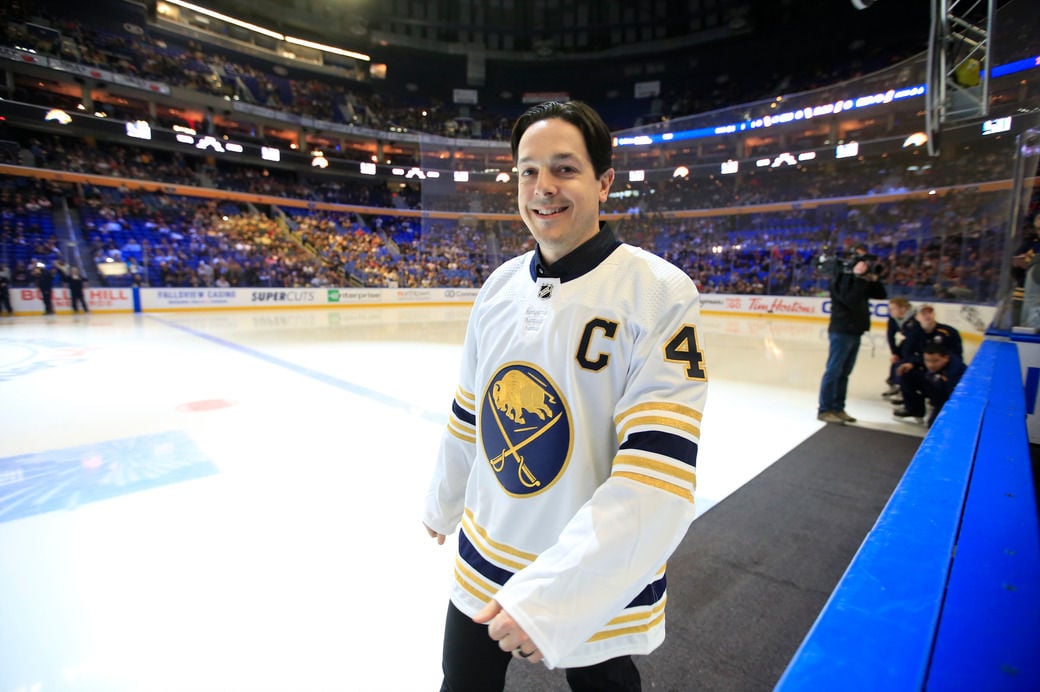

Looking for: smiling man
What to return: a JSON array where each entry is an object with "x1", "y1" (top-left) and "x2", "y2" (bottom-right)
[
  {"x1": 423, "y1": 101, "x2": 709, "y2": 692},
  {"x1": 515, "y1": 110, "x2": 614, "y2": 264}
]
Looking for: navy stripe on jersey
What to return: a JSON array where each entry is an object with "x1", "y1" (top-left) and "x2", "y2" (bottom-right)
[
  {"x1": 627, "y1": 574, "x2": 667, "y2": 608},
  {"x1": 620, "y1": 430, "x2": 698, "y2": 466},
  {"x1": 452, "y1": 400, "x2": 476, "y2": 426},
  {"x1": 461, "y1": 527, "x2": 667, "y2": 611},
  {"x1": 459, "y1": 529, "x2": 515, "y2": 586}
]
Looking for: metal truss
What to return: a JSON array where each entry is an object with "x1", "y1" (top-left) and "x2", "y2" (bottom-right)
[{"x1": 925, "y1": 0, "x2": 995, "y2": 155}]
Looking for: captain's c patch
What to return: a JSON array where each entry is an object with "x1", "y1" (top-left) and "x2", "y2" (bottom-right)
[{"x1": 481, "y1": 363, "x2": 572, "y2": 497}]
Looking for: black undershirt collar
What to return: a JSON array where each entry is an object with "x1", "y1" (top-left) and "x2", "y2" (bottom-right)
[{"x1": 529, "y1": 222, "x2": 621, "y2": 284}]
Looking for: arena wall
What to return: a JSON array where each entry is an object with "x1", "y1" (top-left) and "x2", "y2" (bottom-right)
[{"x1": 8, "y1": 287, "x2": 996, "y2": 339}]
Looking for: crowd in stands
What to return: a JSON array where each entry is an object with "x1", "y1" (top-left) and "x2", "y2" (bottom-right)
[
  {"x1": 1, "y1": 155, "x2": 1024, "y2": 306},
  {"x1": 6, "y1": 128, "x2": 413, "y2": 207},
  {"x1": 0, "y1": 0, "x2": 512, "y2": 140},
  {"x1": 0, "y1": 80, "x2": 1028, "y2": 305},
  {"x1": 6, "y1": 122, "x2": 1017, "y2": 221},
  {"x1": 78, "y1": 189, "x2": 349, "y2": 288},
  {"x1": 1, "y1": 1, "x2": 1035, "y2": 305}
]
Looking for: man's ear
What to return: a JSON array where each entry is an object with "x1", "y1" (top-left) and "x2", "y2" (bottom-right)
[{"x1": 599, "y1": 168, "x2": 615, "y2": 202}]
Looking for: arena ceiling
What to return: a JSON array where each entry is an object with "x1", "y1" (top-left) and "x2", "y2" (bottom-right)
[{"x1": 200, "y1": 0, "x2": 933, "y2": 62}]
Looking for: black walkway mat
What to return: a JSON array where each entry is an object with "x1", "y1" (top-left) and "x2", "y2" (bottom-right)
[{"x1": 503, "y1": 424, "x2": 920, "y2": 691}]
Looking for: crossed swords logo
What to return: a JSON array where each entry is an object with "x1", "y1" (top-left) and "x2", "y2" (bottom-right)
[{"x1": 486, "y1": 393, "x2": 563, "y2": 489}]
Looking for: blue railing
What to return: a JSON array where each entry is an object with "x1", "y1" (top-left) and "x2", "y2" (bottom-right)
[{"x1": 776, "y1": 339, "x2": 1039, "y2": 690}]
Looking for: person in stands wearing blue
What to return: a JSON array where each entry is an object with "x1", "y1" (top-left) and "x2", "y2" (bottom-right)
[{"x1": 817, "y1": 243, "x2": 887, "y2": 424}]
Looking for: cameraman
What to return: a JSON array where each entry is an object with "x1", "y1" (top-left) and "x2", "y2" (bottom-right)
[{"x1": 817, "y1": 244, "x2": 887, "y2": 424}]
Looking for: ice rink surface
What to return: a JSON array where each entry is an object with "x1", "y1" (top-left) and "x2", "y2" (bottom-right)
[{"x1": 0, "y1": 307, "x2": 968, "y2": 691}]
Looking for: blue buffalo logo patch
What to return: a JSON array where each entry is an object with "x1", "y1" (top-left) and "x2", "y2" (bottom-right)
[{"x1": 481, "y1": 363, "x2": 572, "y2": 496}]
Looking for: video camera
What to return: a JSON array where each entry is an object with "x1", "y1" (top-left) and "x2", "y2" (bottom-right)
[{"x1": 816, "y1": 249, "x2": 886, "y2": 278}]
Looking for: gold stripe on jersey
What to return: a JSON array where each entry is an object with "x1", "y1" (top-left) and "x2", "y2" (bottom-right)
[
  {"x1": 615, "y1": 414, "x2": 701, "y2": 445},
  {"x1": 447, "y1": 417, "x2": 476, "y2": 444},
  {"x1": 456, "y1": 386, "x2": 476, "y2": 411},
  {"x1": 611, "y1": 470, "x2": 694, "y2": 503},
  {"x1": 462, "y1": 509, "x2": 538, "y2": 570},
  {"x1": 604, "y1": 598, "x2": 666, "y2": 627},
  {"x1": 613, "y1": 453, "x2": 696, "y2": 486},
  {"x1": 587, "y1": 597, "x2": 667, "y2": 642},
  {"x1": 454, "y1": 556, "x2": 497, "y2": 603},
  {"x1": 616, "y1": 401, "x2": 702, "y2": 426},
  {"x1": 615, "y1": 402, "x2": 702, "y2": 445},
  {"x1": 447, "y1": 385, "x2": 477, "y2": 443}
]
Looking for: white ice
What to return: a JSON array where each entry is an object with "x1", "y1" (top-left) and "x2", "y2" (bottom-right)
[{"x1": 0, "y1": 308, "x2": 952, "y2": 691}]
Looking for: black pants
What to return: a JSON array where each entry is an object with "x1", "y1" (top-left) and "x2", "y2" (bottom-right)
[
  {"x1": 439, "y1": 602, "x2": 641, "y2": 692},
  {"x1": 71, "y1": 291, "x2": 89, "y2": 312}
]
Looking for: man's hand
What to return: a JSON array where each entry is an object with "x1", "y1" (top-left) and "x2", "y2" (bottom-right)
[
  {"x1": 424, "y1": 523, "x2": 446, "y2": 545},
  {"x1": 474, "y1": 599, "x2": 543, "y2": 663}
]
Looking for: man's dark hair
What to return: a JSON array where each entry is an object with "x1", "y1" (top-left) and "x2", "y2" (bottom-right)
[
  {"x1": 924, "y1": 342, "x2": 949, "y2": 356},
  {"x1": 510, "y1": 100, "x2": 613, "y2": 178}
]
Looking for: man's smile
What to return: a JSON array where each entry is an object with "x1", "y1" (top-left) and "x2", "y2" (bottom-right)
[{"x1": 532, "y1": 206, "x2": 567, "y2": 217}]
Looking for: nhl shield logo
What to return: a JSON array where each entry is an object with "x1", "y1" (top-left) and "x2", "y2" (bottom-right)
[
  {"x1": 538, "y1": 283, "x2": 553, "y2": 299},
  {"x1": 481, "y1": 363, "x2": 572, "y2": 496}
]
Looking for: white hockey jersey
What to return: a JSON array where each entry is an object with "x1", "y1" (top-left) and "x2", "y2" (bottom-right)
[{"x1": 423, "y1": 233, "x2": 708, "y2": 668}]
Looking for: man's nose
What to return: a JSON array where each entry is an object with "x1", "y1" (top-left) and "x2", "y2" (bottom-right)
[{"x1": 534, "y1": 172, "x2": 558, "y2": 196}]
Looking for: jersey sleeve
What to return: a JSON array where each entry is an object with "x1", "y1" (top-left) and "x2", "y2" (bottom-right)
[
  {"x1": 421, "y1": 291, "x2": 482, "y2": 536},
  {"x1": 494, "y1": 271, "x2": 708, "y2": 667}
]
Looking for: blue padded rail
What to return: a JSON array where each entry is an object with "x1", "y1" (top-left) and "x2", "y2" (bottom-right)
[
  {"x1": 926, "y1": 341, "x2": 1039, "y2": 690},
  {"x1": 777, "y1": 341, "x2": 1027, "y2": 690}
]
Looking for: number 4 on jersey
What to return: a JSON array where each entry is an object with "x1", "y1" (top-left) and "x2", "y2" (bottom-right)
[{"x1": 664, "y1": 324, "x2": 707, "y2": 380}]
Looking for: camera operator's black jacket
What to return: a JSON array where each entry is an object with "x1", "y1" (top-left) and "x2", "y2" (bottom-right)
[{"x1": 828, "y1": 272, "x2": 887, "y2": 335}]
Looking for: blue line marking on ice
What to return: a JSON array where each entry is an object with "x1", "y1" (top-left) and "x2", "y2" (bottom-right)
[{"x1": 149, "y1": 315, "x2": 447, "y2": 425}]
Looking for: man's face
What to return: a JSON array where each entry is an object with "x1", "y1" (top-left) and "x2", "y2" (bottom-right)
[
  {"x1": 516, "y1": 118, "x2": 614, "y2": 265},
  {"x1": 918, "y1": 310, "x2": 936, "y2": 331},
  {"x1": 889, "y1": 303, "x2": 908, "y2": 319},
  {"x1": 924, "y1": 352, "x2": 949, "y2": 373}
]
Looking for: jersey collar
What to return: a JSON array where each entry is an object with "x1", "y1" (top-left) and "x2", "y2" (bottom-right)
[{"x1": 529, "y1": 222, "x2": 622, "y2": 284}]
